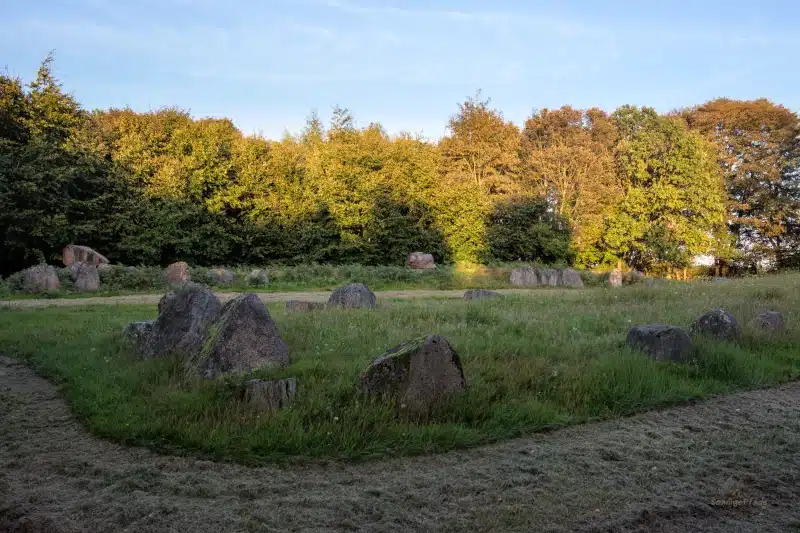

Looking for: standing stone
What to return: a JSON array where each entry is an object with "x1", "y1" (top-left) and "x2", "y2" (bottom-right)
[
  {"x1": 165, "y1": 261, "x2": 190, "y2": 286},
  {"x1": 73, "y1": 262, "x2": 100, "y2": 292},
  {"x1": 691, "y1": 308, "x2": 741, "y2": 341},
  {"x1": 286, "y1": 300, "x2": 326, "y2": 312},
  {"x1": 206, "y1": 268, "x2": 235, "y2": 285},
  {"x1": 123, "y1": 320, "x2": 155, "y2": 352},
  {"x1": 536, "y1": 268, "x2": 560, "y2": 287},
  {"x1": 361, "y1": 334, "x2": 466, "y2": 416},
  {"x1": 158, "y1": 291, "x2": 176, "y2": 314},
  {"x1": 22, "y1": 265, "x2": 60, "y2": 293},
  {"x1": 749, "y1": 311, "x2": 785, "y2": 333},
  {"x1": 509, "y1": 267, "x2": 538, "y2": 287},
  {"x1": 626, "y1": 324, "x2": 694, "y2": 362},
  {"x1": 197, "y1": 293, "x2": 289, "y2": 378},
  {"x1": 407, "y1": 252, "x2": 436, "y2": 270},
  {"x1": 463, "y1": 289, "x2": 503, "y2": 300},
  {"x1": 328, "y1": 283, "x2": 377, "y2": 309},
  {"x1": 142, "y1": 283, "x2": 221, "y2": 359},
  {"x1": 606, "y1": 269, "x2": 623, "y2": 287},
  {"x1": 62, "y1": 244, "x2": 109, "y2": 267},
  {"x1": 243, "y1": 378, "x2": 297, "y2": 411},
  {"x1": 246, "y1": 269, "x2": 269, "y2": 286},
  {"x1": 558, "y1": 268, "x2": 584, "y2": 288}
]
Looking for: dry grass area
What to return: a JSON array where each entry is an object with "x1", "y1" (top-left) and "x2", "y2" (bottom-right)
[{"x1": 1, "y1": 354, "x2": 798, "y2": 532}]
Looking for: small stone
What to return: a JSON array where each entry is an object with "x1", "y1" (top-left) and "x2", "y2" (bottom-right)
[
  {"x1": 463, "y1": 289, "x2": 503, "y2": 300},
  {"x1": 123, "y1": 320, "x2": 154, "y2": 351},
  {"x1": 328, "y1": 283, "x2": 377, "y2": 309},
  {"x1": 691, "y1": 308, "x2": 741, "y2": 341},
  {"x1": 243, "y1": 378, "x2": 297, "y2": 411},
  {"x1": 286, "y1": 300, "x2": 326, "y2": 312},
  {"x1": 749, "y1": 311, "x2": 785, "y2": 333},
  {"x1": 626, "y1": 324, "x2": 694, "y2": 362}
]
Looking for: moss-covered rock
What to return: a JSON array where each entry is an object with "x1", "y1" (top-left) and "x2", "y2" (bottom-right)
[{"x1": 360, "y1": 334, "x2": 466, "y2": 417}]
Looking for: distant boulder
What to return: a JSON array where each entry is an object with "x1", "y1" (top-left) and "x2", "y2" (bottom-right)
[
  {"x1": 749, "y1": 311, "x2": 785, "y2": 333},
  {"x1": 537, "y1": 268, "x2": 559, "y2": 287},
  {"x1": 328, "y1": 283, "x2": 377, "y2": 309},
  {"x1": 62, "y1": 244, "x2": 109, "y2": 267},
  {"x1": 361, "y1": 334, "x2": 466, "y2": 417},
  {"x1": 23, "y1": 264, "x2": 60, "y2": 293},
  {"x1": 197, "y1": 293, "x2": 289, "y2": 379},
  {"x1": 623, "y1": 271, "x2": 646, "y2": 285},
  {"x1": 286, "y1": 300, "x2": 326, "y2": 312},
  {"x1": 509, "y1": 267, "x2": 538, "y2": 287},
  {"x1": 165, "y1": 261, "x2": 190, "y2": 286},
  {"x1": 691, "y1": 308, "x2": 741, "y2": 341},
  {"x1": 559, "y1": 268, "x2": 584, "y2": 288},
  {"x1": 407, "y1": 252, "x2": 436, "y2": 270},
  {"x1": 463, "y1": 289, "x2": 502, "y2": 300},
  {"x1": 142, "y1": 283, "x2": 221, "y2": 359},
  {"x1": 626, "y1": 324, "x2": 694, "y2": 363},
  {"x1": 246, "y1": 269, "x2": 269, "y2": 286},
  {"x1": 73, "y1": 262, "x2": 100, "y2": 292},
  {"x1": 206, "y1": 268, "x2": 235, "y2": 285},
  {"x1": 606, "y1": 269, "x2": 623, "y2": 287}
]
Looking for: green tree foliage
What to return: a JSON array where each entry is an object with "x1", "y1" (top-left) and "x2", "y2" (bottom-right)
[
  {"x1": 600, "y1": 106, "x2": 727, "y2": 273},
  {"x1": 3, "y1": 56, "x2": 795, "y2": 275},
  {"x1": 682, "y1": 99, "x2": 800, "y2": 269},
  {"x1": 486, "y1": 196, "x2": 573, "y2": 264},
  {"x1": 520, "y1": 106, "x2": 619, "y2": 266}
]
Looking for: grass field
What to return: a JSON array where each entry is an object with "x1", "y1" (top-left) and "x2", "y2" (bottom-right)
[{"x1": 0, "y1": 273, "x2": 797, "y2": 463}]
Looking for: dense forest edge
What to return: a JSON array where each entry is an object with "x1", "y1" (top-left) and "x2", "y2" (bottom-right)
[{"x1": 1, "y1": 54, "x2": 798, "y2": 278}]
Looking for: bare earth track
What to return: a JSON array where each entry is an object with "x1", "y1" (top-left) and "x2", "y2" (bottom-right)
[
  {"x1": 0, "y1": 289, "x2": 539, "y2": 308},
  {"x1": 1, "y1": 355, "x2": 798, "y2": 532}
]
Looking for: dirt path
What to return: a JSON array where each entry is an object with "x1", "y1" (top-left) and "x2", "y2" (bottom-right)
[
  {"x1": 0, "y1": 289, "x2": 544, "y2": 308},
  {"x1": 1, "y1": 356, "x2": 798, "y2": 532}
]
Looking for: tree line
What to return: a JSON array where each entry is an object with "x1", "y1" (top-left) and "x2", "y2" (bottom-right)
[{"x1": 1, "y1": 55, "x2": 798, "y2": 277}]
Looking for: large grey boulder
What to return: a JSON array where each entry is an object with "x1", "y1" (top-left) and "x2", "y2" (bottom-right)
[
  {"x1": 142, "y1": 283, "x2": 221, "y2": 359},
  {"x1": 559, "y1": 268, "x2": 584, "y2": 288},
  {"x1": 23, "y1": 264, "x2": 60, "y2": 293},
  {"x1": 360, "y1": 334, "x2": 466, "y2": 416},
  {"x1": 206, "y1": 268, "x2": 235, "y2": 285},
  {"x1": 509, "y1": 267, "x2": 538, "y2": 287},
  {"x1": 749, "y1": 311, "x2": 785, "y2": 333},
  {"x1": 62, "y1": 244, "x2": 109, "y2": 267},
  {"x1": 328, "y1": 283, "x2": 377, "y2": 309},
  {"x1": 626, "y1": 324, "x2": 694, "y2": 362},
  {"x1": 243, "y1": 378, "x2": 297, "y2": 411},
  {"x1": 407, "y1": 252, "x2": 436, "y2": 270},
  {"x1": 537, "y1": 268, "x2": 559, "y2": 287},
  {"x1": 286, "y1": 300, "x2": 326, "y2": 312},
  {"x1": 606, "y1": 269, "x2": 623, "y2": 287},
  {"x1": 73, "y1": 262, "x2": 100, "y2": 292},
  {"x1": 246, "y1": 269, "x2": 269, "y2": 286},
  {"x1": 197, "y1": 293, "x2": 289, "y2": 379},
  {"x1": 691, "y1": 308, "x2": 741, "y2": 341},
  {"x1": 463, "y1": 289, "x2": 503, "y2": 300},
  {"x1": 165, "y1": 261, "x2": 190, "y2": 286},
  {"x1": 123, "y1": 320, "x2": 155, "y2": 351},
  {"x1": 158, "y1": 291, "x2": 176, "y2": 314}
]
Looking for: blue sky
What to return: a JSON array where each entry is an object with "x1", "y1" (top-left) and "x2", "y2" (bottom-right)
[{"x1": 3, "y1": 0, "x2": 799, "y2": 140}]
